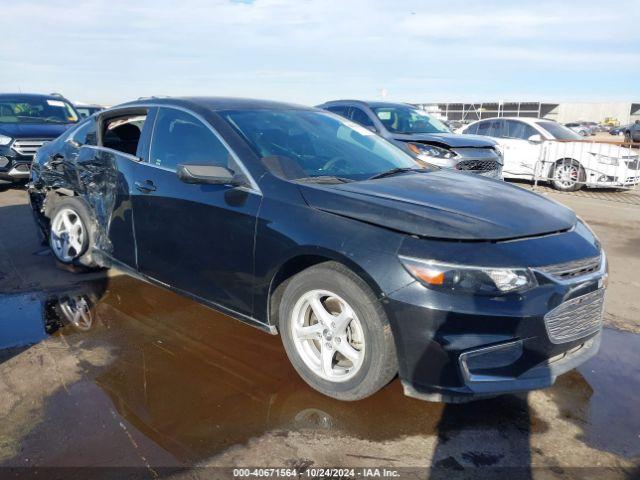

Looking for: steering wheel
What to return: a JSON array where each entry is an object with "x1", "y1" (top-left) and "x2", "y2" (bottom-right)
[{"x1": 320, "y1": 156, "x2": 349, "y2": 174}]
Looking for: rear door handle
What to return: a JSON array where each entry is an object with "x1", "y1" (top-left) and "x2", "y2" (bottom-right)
[{"x1": 135, "y1": 180, "x2": 157, "y2": 193}]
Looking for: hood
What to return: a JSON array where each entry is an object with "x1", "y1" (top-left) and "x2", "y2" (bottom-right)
[
  {"x1": 0, "y1": 122, "x2": 74, "y2": 140},
  {"x1": 300, "y1": 171, "x2": 576, "y2": 241},
  {"x1": 391, "y1": 132, "x2": 497, "y2": 148}
]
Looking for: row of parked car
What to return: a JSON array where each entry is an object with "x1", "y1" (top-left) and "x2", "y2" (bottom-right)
[{"x1": 0, "y1": 92, "x2": 638, "y2": 192}]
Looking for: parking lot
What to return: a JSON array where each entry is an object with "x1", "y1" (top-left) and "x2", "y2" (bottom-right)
[{"x1": 0, "y1": 183, "x2": 638, "y2": 479}]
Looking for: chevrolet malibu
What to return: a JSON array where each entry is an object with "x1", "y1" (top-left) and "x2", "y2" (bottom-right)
[{"x1": 29, "y1": 97, "x2": 607, "y2": 402}]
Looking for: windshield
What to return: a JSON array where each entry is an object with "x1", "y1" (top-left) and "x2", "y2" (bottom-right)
[
  {"x1": 536, "y1": 121, "x2": 583, "y2": 140},
  {"x1": 0, "y1": 96, "x2": 79, "y2": 124},
  {"x1": 220, "y1": 109, "x2": 421, "y2": 181},
  {"x1": 371, "y1": 106, "x2": 450, "y2": 134}
]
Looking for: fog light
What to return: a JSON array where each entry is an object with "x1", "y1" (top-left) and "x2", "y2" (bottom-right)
[
  {"x1": 460, "y1": 340, "x2": 523, "y2": 382},
  {"x1": 0, "y1": 156, "x2": 8, "y2": 168}
]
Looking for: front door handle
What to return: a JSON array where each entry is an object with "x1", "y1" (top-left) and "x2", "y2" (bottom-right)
[{"x1": 135, "y1": 180, "x2": 157, "y2": 193}]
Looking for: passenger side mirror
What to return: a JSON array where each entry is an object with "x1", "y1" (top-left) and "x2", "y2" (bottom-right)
[
  {"x1": 528, "y1": 134, "x2": 543, "y2": 143},
  {"x1": 176, "y1": 164, "x2": 246, "y2": 187}
]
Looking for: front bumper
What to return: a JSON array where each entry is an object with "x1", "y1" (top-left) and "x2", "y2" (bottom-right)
[
  {"x1": 0, "y1": 148, "x2": 32, "y2": 182},
  {"x1": 384, "y1": 234, "x2": 606, "y2": 402}
]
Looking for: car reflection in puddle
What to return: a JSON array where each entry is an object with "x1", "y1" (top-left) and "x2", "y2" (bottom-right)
[{"x1": 1, "y1": 274, "x2": 639, "y2": 469}]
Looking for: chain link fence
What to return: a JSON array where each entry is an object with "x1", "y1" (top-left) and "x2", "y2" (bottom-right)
[{"x1": 531, "y1": 139, "x2": 639, "y2": 193}]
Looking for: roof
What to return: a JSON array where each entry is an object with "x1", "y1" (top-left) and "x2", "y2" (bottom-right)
[
  {"x1": 467, "y1": 116, "x2": 554, "y2": 124},
  {"x1": 319, "y1": 99, "x2": 413, "y2": 109},
  {"x1": 120, "y1": 96, "x2": 312, "y2": 112},
  {"x1": 0, "y1": 92, "x2": 73, "y2": 102}
]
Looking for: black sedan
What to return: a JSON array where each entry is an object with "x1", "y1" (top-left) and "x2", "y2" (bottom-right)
[{"x1": 28, "y1": 97, "x2": 607, "y2": 402}]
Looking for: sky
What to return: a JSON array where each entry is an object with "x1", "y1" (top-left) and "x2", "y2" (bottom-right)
[{"x1": 0, "y1": 0, "x2": 638, "y2": 106}]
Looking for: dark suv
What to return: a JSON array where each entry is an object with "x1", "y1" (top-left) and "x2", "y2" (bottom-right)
[
  {"x1": 317, "y1": 100, "x2": 503, "y2": 179},
  {"x1": 0, "y1": 93, "x2": 79, "y2": 186}
]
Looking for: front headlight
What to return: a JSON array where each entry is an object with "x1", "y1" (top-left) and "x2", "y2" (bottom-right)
[
  {"x1": 590, "y1": 153, "x2": 619, "y2": 166},
  {"x1": 406, "y1": 142, "x2": 456, "y2": 160},
  {"x1": 0, "y1": 134, "x2": 12, "y2": 146},
  {"x1": 399, "y1": 256, "x2": 537, "y2": 295}
]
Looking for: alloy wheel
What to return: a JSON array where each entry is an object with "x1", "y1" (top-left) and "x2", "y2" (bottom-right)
[
  {"x1": 554, "y1": 164, "x2": 580, "y2": 189},
  {"x1": 50, "y1": 208, "x2": 85, "y2": 262},
  {"x1": 290, "y1": 289, "x2": 365, "y2": 382}
]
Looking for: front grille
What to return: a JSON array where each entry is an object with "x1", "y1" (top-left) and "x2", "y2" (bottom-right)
[
  {"x1": 538, "y1": 255, "x2": 601, "y2": 280},
  {"x1": 11, "y1": 138, "x2": 48, "y2": 157},
  {"x1": 455, "y1": 159, "x2": 501, "y2": 173},
  {"x1": 544, "y1": 289, "x2": 604, "y2": 344}
]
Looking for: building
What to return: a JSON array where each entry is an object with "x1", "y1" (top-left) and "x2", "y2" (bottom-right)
[{"x1": 415, "y1": 101, "x2": 640, "y2": 125}]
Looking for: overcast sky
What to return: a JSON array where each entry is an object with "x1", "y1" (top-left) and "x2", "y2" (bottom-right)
[{"x1": 1, "y1": 0, "x2": 638, "y2": 106}]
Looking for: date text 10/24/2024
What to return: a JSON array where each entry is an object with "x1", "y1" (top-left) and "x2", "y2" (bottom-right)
[{"x1": 233, "y1": 468, "x2": 401, "y2": 478}]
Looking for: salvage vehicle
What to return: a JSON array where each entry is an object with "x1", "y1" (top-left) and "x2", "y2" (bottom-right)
[
  {"x1": 29, "y1": 97, "x2": 606, "y2": 402},
  {"x1": 463, "y1": 117, "x2": 640, "y2": 191},
  {"x1": 0, "y1": 93, "x2": 79, "y2": 186},
  {"x1": 317, "y1": 100, "x2": 503, "y2": 179}
]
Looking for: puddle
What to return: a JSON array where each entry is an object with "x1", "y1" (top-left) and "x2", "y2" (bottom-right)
[
  {"x1": 0, "y1": 293, "x2": 47, "y2": 349},
  {"x1": 0, "y1": 274, "x2": 639, "y2": 466}
]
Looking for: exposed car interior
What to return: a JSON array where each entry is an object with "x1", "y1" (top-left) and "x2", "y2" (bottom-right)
[{"x1": 103, "y1": 114, "x2": 147, "y2": 156}]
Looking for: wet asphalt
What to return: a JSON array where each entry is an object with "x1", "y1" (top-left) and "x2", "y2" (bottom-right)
[{"x1": 0, "y1": 186, "x2": 639, "y2": 479}]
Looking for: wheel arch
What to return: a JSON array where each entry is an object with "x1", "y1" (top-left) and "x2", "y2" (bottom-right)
[{"x1": 266, "y1": 249, "x2": 385, "y2": 328}]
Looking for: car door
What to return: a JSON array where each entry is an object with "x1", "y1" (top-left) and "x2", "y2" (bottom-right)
[
  {"x1": 132, "y1": 106, "x2": 261, "y2": 316},
  {"x1": 500, "y1": 120, "x2": 543, "y2": 178}
]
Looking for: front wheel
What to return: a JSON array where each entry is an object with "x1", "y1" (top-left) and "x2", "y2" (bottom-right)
[
  {"x1": 551, "y1": 159, "x2": 586, "y2": 192},
  {"x1": 279, "y1": 262, "x2": 397, "y2": 401}
]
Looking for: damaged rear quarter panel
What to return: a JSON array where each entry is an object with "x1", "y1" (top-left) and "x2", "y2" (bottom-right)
[{"x1": 31, "y1": 145, "x2": 137, "y2": 266}]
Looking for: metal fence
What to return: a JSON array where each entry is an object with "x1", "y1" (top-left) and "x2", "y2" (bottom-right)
[{"x1": 531, "y1": 139, "x2": 640, "y2": 192}]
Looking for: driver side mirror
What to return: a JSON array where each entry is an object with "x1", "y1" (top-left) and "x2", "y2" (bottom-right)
[
  {"x1": 528, "y1": 134, "x2": 543, "y2": 143},
  {"x1": 176, "y1": 164, "x2": 246, "y2": 187}
]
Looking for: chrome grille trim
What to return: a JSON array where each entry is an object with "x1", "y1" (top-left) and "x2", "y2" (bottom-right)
[
  {"x1": 544, "y1": 289, "x2": 604, "y2": 344},
  {"x1": 11, "y1": 138, "x2": 48, "y2": 157},
  {"x1": 538, "y1": 255, "x2": 601, "y2": 280}
]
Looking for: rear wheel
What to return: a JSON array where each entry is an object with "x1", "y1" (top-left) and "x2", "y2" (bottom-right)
[
  {"x1": 279, "y1": 262, "x2": 397, "y2": 401},
  {"x1": 551, "y1": 159, "x2": 586, "y2": 192},
  {"x1": 49, "y1": 197, "x2": 98, "y2": 268}
]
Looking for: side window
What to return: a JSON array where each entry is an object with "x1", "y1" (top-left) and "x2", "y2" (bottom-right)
[
  {"x1": 487, "y1": 120, "x2": 503, "y2": 137},
  {"x1": 348, "y1": 107, "x2": 376, "y2": 129},
  {"x1": 463, "y1": 123, "x2": 479, "y2": 135},
  {"x1": 476, "y1": 120, "x2": 493, "y2": 136},
  {"x1": 149, "y1": 108, "x2": 233, "y2": 171},
  {"x1": 103, "y1": 113, "x2": 147, "y2": 156},
  {"x1": 72, "y1": 118, "x2": 97, "y2": 146},
  {"x1": 504, "y1": 120, "x2": 538, "y2": 140},
  {"x1": 326, "y1": 105, "x2": 349, "y2": 118}
]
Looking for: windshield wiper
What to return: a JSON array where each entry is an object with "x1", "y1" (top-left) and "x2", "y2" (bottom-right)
[
  {"x1": 367, "y1": 167, "x2": 427, "y2": 180},
  {"x1": 295, "y1": 176, "x2": 353, "y2": 184}
]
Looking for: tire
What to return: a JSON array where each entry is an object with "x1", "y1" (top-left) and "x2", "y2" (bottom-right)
[
  {"x1": 48, "y1": 197, "x2": 99, "y2": 268},
  {"x1": 551, "y1": 159, "x2": 586, "y2": 192},
  {"x1": 279, "y1": 262, "x2": 397, "y2": 401}
]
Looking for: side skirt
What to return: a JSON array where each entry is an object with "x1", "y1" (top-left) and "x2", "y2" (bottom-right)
[{"x1": 95, "y1": 251, "x2": 278, "y2": 336}]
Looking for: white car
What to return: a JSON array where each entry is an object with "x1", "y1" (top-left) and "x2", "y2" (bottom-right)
[{"x1": 461, "y1": 117, "x2": 640, "y2": 191}]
